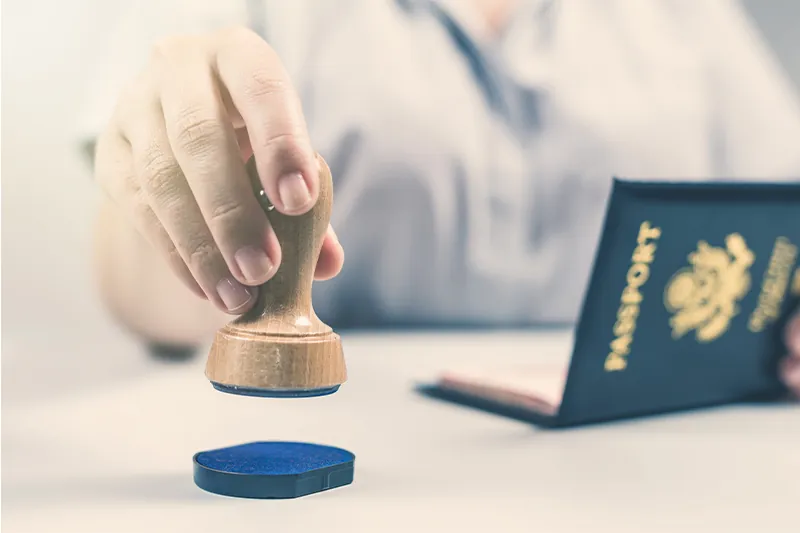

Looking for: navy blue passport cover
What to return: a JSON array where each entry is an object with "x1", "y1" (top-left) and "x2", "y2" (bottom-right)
[{"x1": 420, "y1": 179, "x2": 800, "y2": 427}]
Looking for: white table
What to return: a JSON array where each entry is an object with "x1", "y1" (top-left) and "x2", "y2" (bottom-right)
[{"x1": 4, "y1": 330, "x2": 799, "y2": 533}]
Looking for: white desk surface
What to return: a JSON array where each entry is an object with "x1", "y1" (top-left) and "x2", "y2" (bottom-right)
[{"x1": 3, "y1": 330, "x2": 800, "y2": 533}]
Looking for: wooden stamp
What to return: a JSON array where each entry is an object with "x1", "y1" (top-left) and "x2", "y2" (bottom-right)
[{"x1": 205, "y1": 154, "x2": 346, "y2": 397}]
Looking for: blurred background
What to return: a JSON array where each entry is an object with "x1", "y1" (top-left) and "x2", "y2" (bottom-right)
[
  {"x1": 2, "y1": 0, "x2": 800, "y2": 410},
  {"x1": 2, "y1": 1, "x2": 151, "y2": 408}
]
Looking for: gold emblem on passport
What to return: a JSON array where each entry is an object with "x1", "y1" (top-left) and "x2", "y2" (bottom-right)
[{"x1": 664, "y1": 233, "x2": 755, "y2": 342}]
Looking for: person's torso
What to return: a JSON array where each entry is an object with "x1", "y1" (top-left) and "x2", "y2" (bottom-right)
[{"x1": 255, "y1": 0, "x2": 777, "y2": 327}]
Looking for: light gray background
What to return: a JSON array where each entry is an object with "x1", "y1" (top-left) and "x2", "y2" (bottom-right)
[{"x1": 2, "y1": 1, "x2": 799, "y2": 406}]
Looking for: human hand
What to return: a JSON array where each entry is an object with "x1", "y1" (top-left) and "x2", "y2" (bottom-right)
[
  {"x1": 94, "y1": 28, "x2": 344, "y2": 315},
  {"x1": 781, "y1": 312, "x2": 800, "y2": 397}
]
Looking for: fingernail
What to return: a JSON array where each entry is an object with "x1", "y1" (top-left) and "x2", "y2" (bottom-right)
[
  {"x1": 235, "y1": 246, "x2": 273, "y2": 284},
  {"x1": 278, "y1": 172, "x2": 311, "y2": 212},
  {"x1": 216, "y1": 278, "x2": 253, "y2": 312}
]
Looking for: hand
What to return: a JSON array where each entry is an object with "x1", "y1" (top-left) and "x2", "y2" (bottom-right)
[
  {"x1": 94, "y1": 28, "x2": 344, "y2": 315},
  {"x1": 781, "y1": 313, "x2": 800, "y2": 397}
]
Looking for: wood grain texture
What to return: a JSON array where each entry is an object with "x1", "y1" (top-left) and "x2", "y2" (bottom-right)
[{"x1": 205, "y1": 154, "x2": 346, "y2": 392}]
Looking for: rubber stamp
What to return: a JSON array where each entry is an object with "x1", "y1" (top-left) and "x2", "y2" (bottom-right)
[{"x1": 204, "y1": 154, "x2": 347, "y2": 398}]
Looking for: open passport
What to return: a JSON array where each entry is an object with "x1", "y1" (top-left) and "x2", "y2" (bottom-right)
[{"x1": 419, "y1": 179, "x2": 800, "y2": 427}]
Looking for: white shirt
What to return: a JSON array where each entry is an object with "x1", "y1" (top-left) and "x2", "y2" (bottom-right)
[{"x1": 79, "y1": 0, "x2": 800, "y2": 327}]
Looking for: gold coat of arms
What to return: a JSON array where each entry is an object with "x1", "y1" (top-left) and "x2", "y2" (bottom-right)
[{"x1": 664, "y1": 233, "x2": 755, "y2": 342}]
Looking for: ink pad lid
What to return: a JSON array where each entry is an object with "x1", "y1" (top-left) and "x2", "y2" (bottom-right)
[{"x1": 193, "y1": 441, "x2": 355, "y2": 499}]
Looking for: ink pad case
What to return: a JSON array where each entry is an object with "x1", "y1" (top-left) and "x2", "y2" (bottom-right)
[{"x1": 193, "y1": 441, "x2": 355, "y2": 499}]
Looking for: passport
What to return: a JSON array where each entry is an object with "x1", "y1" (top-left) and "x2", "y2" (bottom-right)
[{"x1": 418, "y1": 179, "x2": 800, "y2": 427}]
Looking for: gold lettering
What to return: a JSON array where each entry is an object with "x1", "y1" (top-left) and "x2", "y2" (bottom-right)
[
  {"x1": 610, "y1": 332, "x2": 633, "y2": 356},
  {"x1": 613, "y1": 304, "x2": 639, "y2": 337},
  {"x1": 627, "y1": 262, "x2": 650, "y2": 286},
  {"x1": 637, "y1": 221, "x2": 662, "y2": 243},
  {"x1": 613, "y1": 320, "x2": 634, "y2": 339},
  {"x1": 605, "y1": 221, "x2": 660, "y2": 372},
  {"x1": 621, "y1": 285, "x2": 643, "y2": 305},
  {"x1": 618, "y1": 303, "x2": 640, "y2": 321},
  {"x1": 604, "y1": 353, "x2": 628, "y2": 372},
  {"x1": 748, "y1": 237, "x2": 797, "y2": 333},
  {"x1": 632, "y1": 242, "x2": 657, "y2": 264}
]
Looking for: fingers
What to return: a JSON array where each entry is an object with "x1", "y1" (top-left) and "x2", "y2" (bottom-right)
[
  {"x1": 157, "y1": 45, "x2": 282, "y2": 289},
  {"x1": 112, "y1": 64, "x2": 262, "y2": 314},
  {"x1": 94, "y1": 129, "x2": 206, "y2": 300},
  {"x1": 96, "y1": 29, "x2": 343, "y2": 317},
  {"x1": 213, "y1": 28, "x2": 318, "y2": 215},
  {"x1": 781, "y1": 313, "x2": 800, "y2": 396},
  {"x1": 781, "y1": 358, "x2": 800, "y2": 397},
  {"x1": 235, "y1": 127, "x2": 254, "y2": 162},
  {"x1": 315, "y1": 225, "x2": 345, "y2": 281},
  {"x1": 783, "y1": 312, "x2": 800, "y2": 355}
]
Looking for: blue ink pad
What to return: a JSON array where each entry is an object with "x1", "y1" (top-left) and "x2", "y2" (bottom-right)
[{"x1": 193, "y1": 441, "x2": 355, "y2": 499}]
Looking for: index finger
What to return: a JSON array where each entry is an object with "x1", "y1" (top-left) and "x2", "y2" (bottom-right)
[{"x1": 213, "y1": 28, "x2": 318, "y2": 216}]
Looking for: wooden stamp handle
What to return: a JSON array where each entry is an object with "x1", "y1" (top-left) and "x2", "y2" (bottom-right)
[
  {"x1": 232, "y1": 154, "x2": 333, "y2": 336},
  {"x1": 204, "y1": 154, "x2": 346, "y2": 396}
]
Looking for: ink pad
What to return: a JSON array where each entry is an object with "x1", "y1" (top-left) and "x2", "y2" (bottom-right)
[{"x1": 193, "y1": 441, "x2": 355, "y2": 499}]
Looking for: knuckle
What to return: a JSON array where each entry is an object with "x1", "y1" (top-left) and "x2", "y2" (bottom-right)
[
  {"x1": 243, "y1": 69, "x2": 290, "y2": 100},
  {"x1": 109, "y1": 167, "x2": 143, "y2": 211},
  {"x1": 260, "y1": 131, "x2": 307, "y2": 162},
  {"x1": 139, "y1": 142, "x2": 182, "y2": 198},
  {"x1": 165, "y1": 242, "x2": 191, "y2": 275},
  {"x1": 173, "y1": 108, "x2": 224, "y2": 157},
  {"x1": 185, "y1": 239, "x2": 219, "y2": 273},
  {"x1": 129, "y1": 187, "x2": 156, "y2": 223},
  {"x1": 207, "y1": 199, "x2": 247, "y2": 228}
]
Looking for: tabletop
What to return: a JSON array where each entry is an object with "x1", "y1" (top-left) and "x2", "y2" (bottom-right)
[{"x1": 3, "y1": 330, "x2": 799, "y2": 533}]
